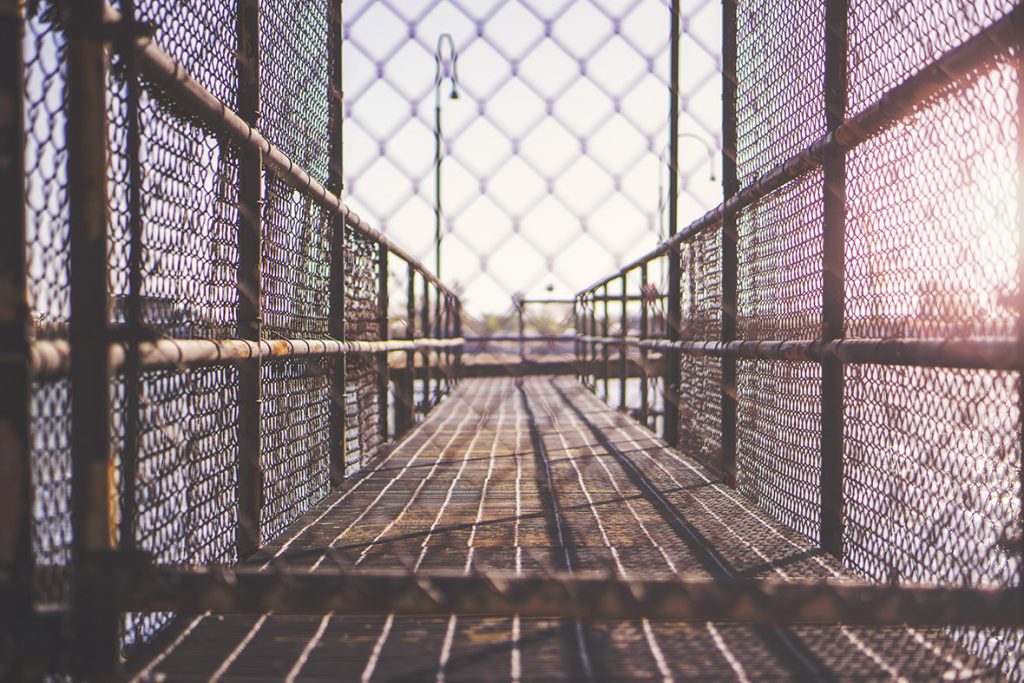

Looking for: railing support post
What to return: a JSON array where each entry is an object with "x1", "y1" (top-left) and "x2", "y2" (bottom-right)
[
  {"x1": 236, "y1": 0, "x2": 264, "y2": 554},
  {"x1": 0, "y1": 7, "x2": 35, "y2": 675},
  {"x1": 433, "y1": 282, "x2": 442, "y2": 405},
  {"x1": 619, "y1": 276, "x2": 627, "y2": 411},
  {"x1": 602, "y1": 285, "x2": 611, "y2": 401},
  {"x1": 820, "y1": 0, "x2": 849, "y2": 559},
  {"x1": 720, "y1": 0, "x2": 739, "y2": 486},
  {"x1": 421, "y1": 274, "x2": 431, "y2": 412},
  {"x1": 67, "y1": 0, "x2": 119, "y2": 676},
  {"x1": 377, "y1": 244, "x2": 389, "y2": 442},
  {"x1": 662, "y1": 0, "x2": 682, "y2": 446},
  {"x1": 639, "y1": 263, "x2": 649, "y2": 428},
  {"x1": 327, "y1": 0, "x2": 347, "y2": 485}
]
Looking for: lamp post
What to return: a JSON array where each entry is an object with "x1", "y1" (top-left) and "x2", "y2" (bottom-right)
[
  {"x1": 657, "y1": 132, "x2": 717, "y2": 240},
  {"x1": 434, "y1": 34, "x2": 459, "y2": 281}
]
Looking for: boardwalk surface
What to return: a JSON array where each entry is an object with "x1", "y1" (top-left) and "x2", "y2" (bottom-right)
[{"x1": 131, "y1": 377, "x2": 993, "y2": 681}]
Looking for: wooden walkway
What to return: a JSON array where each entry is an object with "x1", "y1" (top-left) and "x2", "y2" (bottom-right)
[{"x1": 130, "y1": 377, "x2": 992, "y2": 681}]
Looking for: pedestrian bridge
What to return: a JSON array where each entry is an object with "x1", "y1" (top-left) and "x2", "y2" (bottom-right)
[{"x1": 2, "y1": 0, "x2": 1023, "y2": 681}]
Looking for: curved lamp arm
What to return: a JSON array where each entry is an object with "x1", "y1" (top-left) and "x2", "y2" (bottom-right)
[{"x1": 434, "y1": 34, "x2": 459, "y2": 104}]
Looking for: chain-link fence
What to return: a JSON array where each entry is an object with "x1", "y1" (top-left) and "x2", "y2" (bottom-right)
[
  {"x1": 342, "y1": 0, "x2": 723, "y2": 316},
  {"x1": 5, "y1": 0, "x2": 462, "y2": 675},
  {"x1": 578, "y1": 1, "x2": 1023, "y2": 677}
]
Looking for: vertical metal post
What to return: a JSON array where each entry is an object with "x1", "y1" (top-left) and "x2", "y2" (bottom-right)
[
  {"x1": 720, "y1": 0, "x2": 739, "y2": 486},
  {"x1": 662, "y1": 0, "x2": 682, "y2": 446},
  {"x1": 327, "y1": 0, "x2": 347, "y2": 486},
  {"x1": 0, "y1": 6, "x2": 34, "y2": 674},
  {"x1": 236, "y1": 0, "x2": 264, "y2": 554},
  {"x1": 518, "y1": 299, "x2": 526, "y2": 363},
  {"x1": 619, "y1": 276, "x2": 627, "y2": 410},
  {"x1": 602, "y1": 285, "x2": 610, "y2": 401},
  {"x1": 573, "y1": 297, "x2": 580, "y2": 381},
  {"x1": 377, "y1": 245, "x2": 389, "y2": 441},
  {"x1": 421, "y1": 273, "x2": 431, "y2": 412},
  {"x1": 433, "y1": 283, "x2": 442, "y2": 405},
  {"x1": 453, "y1": 297, "x2": 462, "y2": 382},
  {"x1": 589, "y1": 294, "x2": 597, "y2": 391},
  {"x1": 1015, "y1": 4, "x2": 1024, "y2": 597},
  {"x1": 820, "y1": 0, "x2": 849, "y2": 558},
  {"x1": 639, "y1": 263, "x2": 649, "y2": 428},
  {"x1": 67, "y1": 0, "x2": 119, "y2": 676}
]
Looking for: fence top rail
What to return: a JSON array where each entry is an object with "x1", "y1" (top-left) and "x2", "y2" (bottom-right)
[
  {"x1": 103, "y1": 3, "x2": 456, "y2": 300},
  {"x1": 575, "y1": 6, "x2": 1021, "y2": 298}
]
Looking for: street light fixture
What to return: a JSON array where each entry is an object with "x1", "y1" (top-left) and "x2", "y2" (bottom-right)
[
  {"x1": 657, "y1": 132, "x2": 717, "y2": 240},
  {"x1": 434, "y1": 34, "x2": 460, "y2": 281}
]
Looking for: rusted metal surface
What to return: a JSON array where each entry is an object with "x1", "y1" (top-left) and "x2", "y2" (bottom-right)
[
  {"x1": 29, "y1": 337, "x2": 465, "y2": 379},
  {"x1": 820, "y1": 0, "x2": 848, "y2": 560},
  {"x1": 103, "y1": 565, "x2": 1022, "y2": 627},
  {"x1": 126, "y1": 378, "x2": 1003, "y2": 680},
  {"x1": 67, "y1": 0, "x2": 119, "y2": 676},
  {"x1": 0, "y1": 2, "x2": 34, "y2": 676},
  {"x1": 99, "y1": 2, "x2": 454, "y2": 298},
  {"x1": 579, "y1": 6, "x2": 1023, "y2": 296}
]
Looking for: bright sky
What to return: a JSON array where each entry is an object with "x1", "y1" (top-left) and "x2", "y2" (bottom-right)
[{"x1": 342, "y1": 0, "x2": 723, "y2": 316}]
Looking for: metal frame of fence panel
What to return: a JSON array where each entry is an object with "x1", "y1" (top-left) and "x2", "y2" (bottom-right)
[
  {"x1": 576, "y1": 1, "x2": 1024, "y2": 676},
  {"x1": 0, "y1": 2, "x2": 35, "y2": 676},
  {"x1": 11, "y1": 1, "x2": 463, "y2": 676}
]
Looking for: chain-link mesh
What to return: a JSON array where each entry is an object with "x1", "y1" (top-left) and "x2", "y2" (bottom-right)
[
  {"x1": 342, "y1": 0, "x2": 722, "y2": 313},
  {"x1": 343, "y1": 226, "x2": 383, "y2": 474},
  {"x1": 24, "y1": 3, "x2": 73, "y2": 608}
]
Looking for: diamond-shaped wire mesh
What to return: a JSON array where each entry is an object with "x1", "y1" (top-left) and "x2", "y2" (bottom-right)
[{"x1": 342, "y1": 0, "x2": 723, "y2": 316}]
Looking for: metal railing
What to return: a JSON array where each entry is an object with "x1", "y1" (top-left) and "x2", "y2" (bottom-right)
[
  {"x1": 577, "y1": 0, "x2": 1024, "y2": 676},
  {"x1": 2, "y1": 0, "x2": 461, "y2": 677}
]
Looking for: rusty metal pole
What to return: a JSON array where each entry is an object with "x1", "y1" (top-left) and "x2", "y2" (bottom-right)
[
  {"x1": 639, "y1": 263, "x2": 649, "y2": 428},
  {"x1": 1015, "y1": 4, "x2": 1024, "y2": 598},
  {"x1": 518, "y1": 299, "x2": 526, "y2": 363},
  {"x1": 820, "y1": 0, "x2": 849, "y2": 559},
  {"x1": 67, "y1": 0, "x2": 119, "y2": 676},
  {"x1": 602, "y1": 285, "x2": 611, "y2": 401},
  {"x1": 421, "y1": 273, "x2": 431, "y2": 412},
  {"x1": 619, "y1": 275, "x2": 627, "y2": 410},
  {"x1": 434, "y1": 283, "x2": 442, "y2": 405},
  {"x1": 236, "y1": 0, "x2": 264, "y2": 554},
  {"x1": 589, "y1": 293, "x2": 597, "y2": 392},
  {"x1": 0, "y1": 5, "x2": 34, "y2": 674},
  {"x1": 662, "y1": 0, "x2": 682, "y2": 446},
  {"x1": 377, "y1": 244, "x2": 389, "y2": 441},
  {"x1": 720, "y1": 0, "x2": 739, "y2": 486},
  {"x1": 327, "y1": 0, "x2": 347, "y2": 485}
]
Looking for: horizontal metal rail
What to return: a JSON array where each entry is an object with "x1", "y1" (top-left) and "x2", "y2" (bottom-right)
[
  {"x1": 30, "y1": 337, "x2": 464, "y2": 380},
  {"x1": 580, "y1": 6, "x2": 1021, "y2": 295},
  {"x1": 576, "y1": 335, "x2": 1023, "y2": 371},
  {"x1": 465, "y1": 334, "x2": 576, "y2": 343},
  {"x1": 102, "y1": 3, "x2": 454, "y2": 298},
  {"x1": 89, "y1": 564, "x2": 1022, "y2": 627}
]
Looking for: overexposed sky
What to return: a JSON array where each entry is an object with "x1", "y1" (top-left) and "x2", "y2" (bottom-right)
[{"x1": 342, "y1": 0, "x2": 723, "y2": 315}]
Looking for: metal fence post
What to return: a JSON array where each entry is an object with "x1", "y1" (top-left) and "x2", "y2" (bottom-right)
[
  {"x1": 394, "y1": 263, "x2": 415, "y2": 434},
  {"x1": 821, "y1": 0, "x2": 849, "y2": 558},
  {"x1": 602, "y1": 284, "x2": 610, "y2": 401},
  {"x1": 662, "y1": 0, "x2": 682, "y2": 447},
  {"x1": 720, "y1": 0, "x2": 739, "y2": 486},
  {"x1": 236, "y1": 0, "x2": 264, "y2": 555},
  {"x1": 619, "y1": 276, "x2": 627, "y2": 410},
  {"x1": 433, "y1": 283, "x2": 442, "y2": 405},
  {"x1": 377, "y1": 244, "x2": 389, "y2": 441},
  {"x1": 327, "y1": 0, "x2": 347, "y2": 486},
  {"x1": 67, "y1": 0, "x2": 119, "y2": 676},
  {"x1": 0, "y1": 6, "x2": 35, "y2": 675},
  {"x1": 421, "y1": 273, "x2": 431, "y2": 412},
  {"x1": 639, "y1": 263, "x2": 649, "y2": 428},
  {"x1": 589, "y1": 294, "x2": 597, "y2": 391}
]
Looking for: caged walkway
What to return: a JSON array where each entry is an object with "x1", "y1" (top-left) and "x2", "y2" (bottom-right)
[{"x1": 129, "y1": 378, "x2": 990, "y2": 682}]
